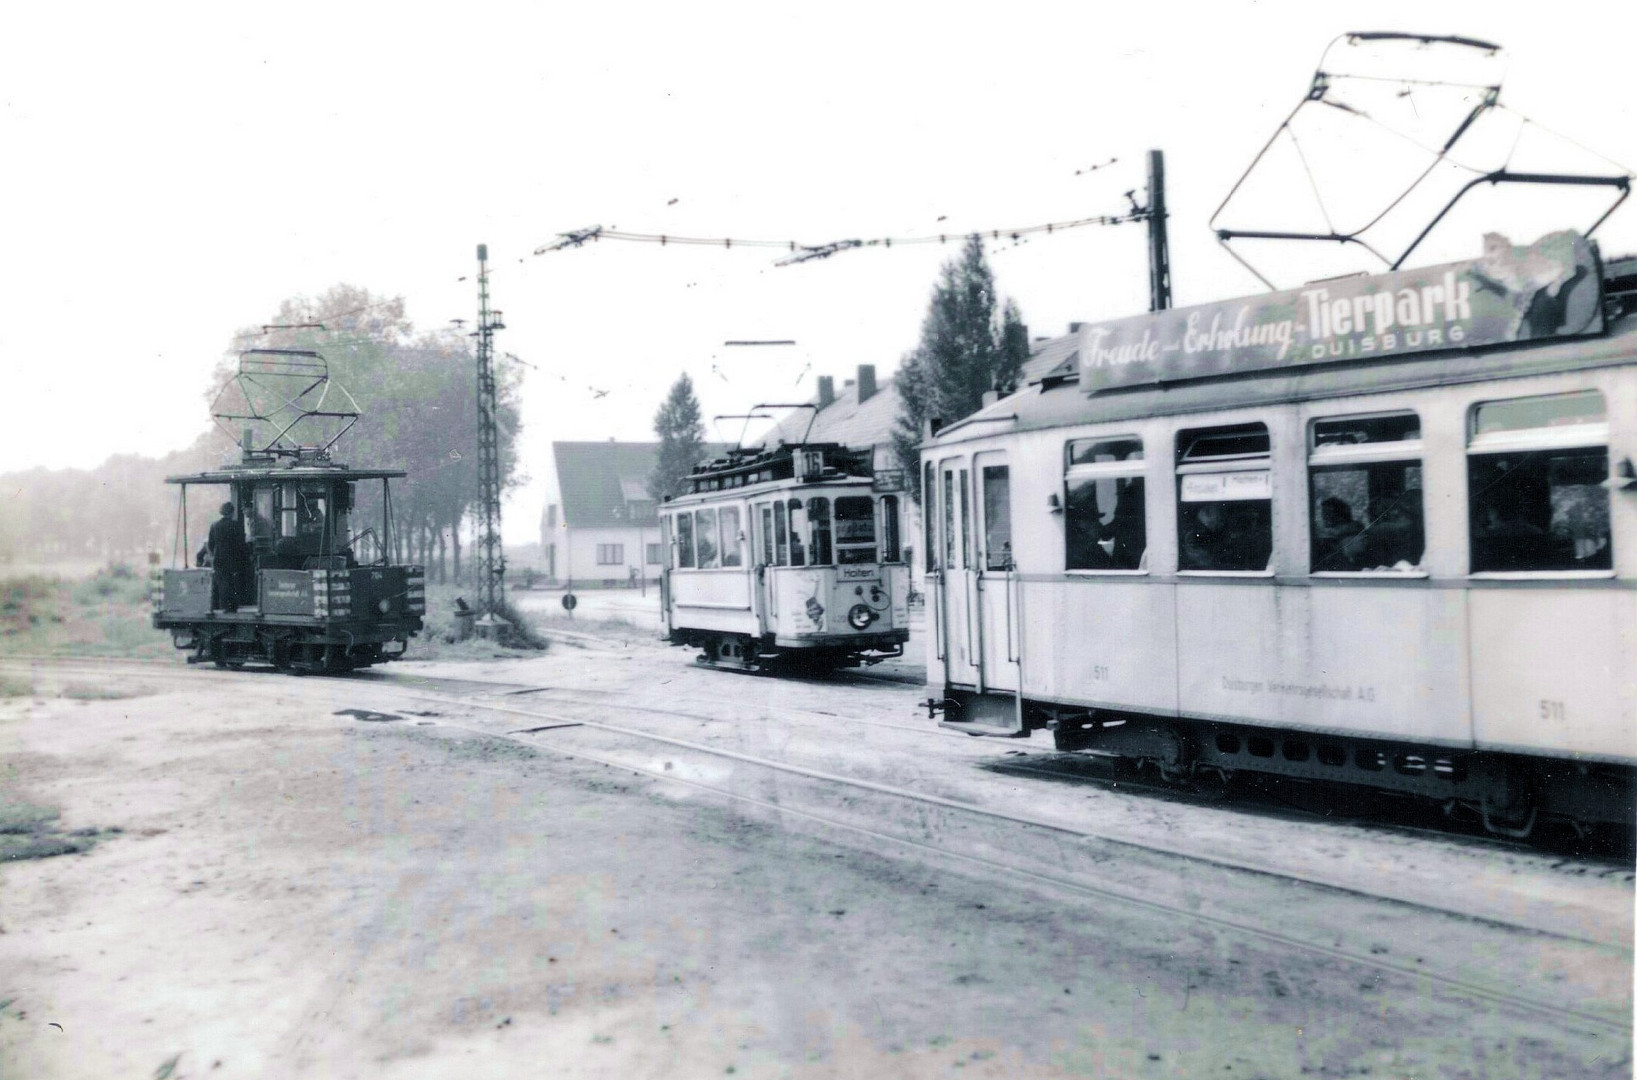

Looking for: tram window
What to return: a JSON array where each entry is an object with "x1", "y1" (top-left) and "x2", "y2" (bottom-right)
[
  {"x1": 251, "y1": 487, "x2": 275, "y2": 542},
  {"x1": 1177, "y1": 423, "x2": 1272, "y2": 572},
  {"x1": 835, "y1": 496, "x2": 878, "y2": 564},
  {"x1": 807, "y1": 498, "x2": 833, "y2": 565},
  {"x1": 1308, "y1": 413, "x2": 1424, "y2": 572},
  {"x1": 981, "y1": 466, "x2": 1013, "y2": 570},
  {"x1": 788, "y1": 500, "x2": 808, "y2": 566},
  {"x1": 1064, "y1": 437, "x2": 1145, "y2": 571},
  {"x1": 942, "y1": 470, "x2": 957, "y2": 569},
  {"x1": 1468, "y1": 392, "x2": 1610, "y2": 572},
  {"x1": 774, "y1": 501, "x2": 789, "y2": 566},
  {"x1": 676, "y1": 513, "x2": 696, "y2": 569},
  {"x1": 923, "y1": 463, "x2": 937, "y2": 570},
  {"x1": 719, "y1": 506, "x2": 742, "y2": 567},
  {"x1": 880, "y1": 495, "x2": 902, "y2": 564},
  {"x1": 760, "y1": 505, "x2": 774, "y2": 566},
  {"x1": 695, "y1": 508, "x2": 719, "y2": 568},
  {"x1": 958, "y1": 470, "x2": 971, "y2": 568},
  {"x1": 280, "y1": 482, "x2": 298, "y2": 539}
]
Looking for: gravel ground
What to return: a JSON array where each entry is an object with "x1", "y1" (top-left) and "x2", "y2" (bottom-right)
[{"x1": 0, "y1": 647, "x2": 1629, "y2": 1078}]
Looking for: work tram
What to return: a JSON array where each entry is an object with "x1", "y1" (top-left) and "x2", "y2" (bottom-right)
[
  {"x1": 923, "y1": 230, "x2": 1637, "y2": 837},
  {"x1": 151, "y1": 350, "x2": 425, "y2": 673},
  {"x1": 660, "y1": 441, "x2": 911, "y2": 671}
]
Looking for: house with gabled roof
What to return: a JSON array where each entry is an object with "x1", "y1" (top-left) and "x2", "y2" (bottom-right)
[
  {"x1": 540, "y1": 441, "x2": 660, "y2": 588},
  {"x1": 541, "y1": 439, "x2": 731, "y2": 588}
]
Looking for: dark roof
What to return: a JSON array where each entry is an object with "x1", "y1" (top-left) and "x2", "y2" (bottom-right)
[
  {"x1": 763, "y1": 377, "x2": 902, "y2": 449},
  {"x1": 551, "y1": 441, "x2": 726, "y2": 528},
  {"x1": 1020, "y1": 332, "x2": 1078, "y2": 384}
]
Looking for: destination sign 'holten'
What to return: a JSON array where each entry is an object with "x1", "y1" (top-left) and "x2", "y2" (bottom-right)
[{"x1": 1078, "y1": 231, "x2": 1604, "y2": 392}]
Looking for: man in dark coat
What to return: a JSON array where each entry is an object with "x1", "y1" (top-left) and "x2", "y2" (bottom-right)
[{"x1": 208, "y1": 501, "x2": 248, "y2": 611}]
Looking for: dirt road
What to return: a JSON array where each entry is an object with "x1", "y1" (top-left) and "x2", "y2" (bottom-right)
[{"x1": 0, "y1": 654, "x2": 1628, "y2": 1078}]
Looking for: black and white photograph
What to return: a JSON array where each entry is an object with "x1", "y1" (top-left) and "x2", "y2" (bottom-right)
[{"x1": 2, "y1": 3, "x2": 1634, "y2": 1077}]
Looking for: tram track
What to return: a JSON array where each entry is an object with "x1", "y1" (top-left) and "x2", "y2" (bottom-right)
[
  {"x1": 6, "y1": 655, "x2": 1629, "y2": 917},
  {"x1": 3, "y1": 654, "x2": 1631, "y2": 1034},
  {"x1": 378, "y1": 687, "x2": 1631, "y2": 1036}
]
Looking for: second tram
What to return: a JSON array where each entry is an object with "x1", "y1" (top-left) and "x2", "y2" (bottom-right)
[{"x1": 660, "y1": 442, "x2": 911, "y2": 671}]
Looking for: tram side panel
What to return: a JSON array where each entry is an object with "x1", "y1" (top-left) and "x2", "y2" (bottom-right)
[
  {"x1": 1466, "y1": 369, "x2": 1637, "y2": 764},
  {"x1": 667, "y1": 567, "x2": 758, "y2": 637}
]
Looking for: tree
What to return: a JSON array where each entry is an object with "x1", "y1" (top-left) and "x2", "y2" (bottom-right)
[
  {"x1": 893, "y1": 236, "x2": 1028, "y2": 503},
  {"x1": 210, "y1": 285, "x2": 524, "y2": 583},
  {"x1": 649, "y1": 373, "x2": 705, "y2": 502}
]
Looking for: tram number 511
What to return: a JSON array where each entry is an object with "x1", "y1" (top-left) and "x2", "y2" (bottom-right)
[{"x1": 1539, "y1": 699, "x2": 1567, "y2": 722}]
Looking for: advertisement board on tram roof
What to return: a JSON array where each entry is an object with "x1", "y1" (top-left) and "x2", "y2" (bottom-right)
[{"x1": 1077, "y1": 231, "x2": 1605, "y2": 393}]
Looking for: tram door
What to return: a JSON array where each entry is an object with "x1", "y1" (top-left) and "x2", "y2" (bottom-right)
[
  {"x1": 754, "y1": 501, "x2": 777, "y2": 632},
  {"x1": 937, "y1": 458, "x2": 984, "y2": 688},
  {"x1": 973, "y1": 452, "x2": 1018, "y2": 698}
]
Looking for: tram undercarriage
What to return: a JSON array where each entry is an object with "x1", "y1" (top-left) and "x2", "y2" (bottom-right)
[
  {"x1": 931, "y1": 692, "x2": 1634, "y2": 839},
  {"x1": 675, "y1": 630, "x2": 905, "y2": 674},
  {"x1": 171, "y1": 623, "x2": 410, "y2": 674}
]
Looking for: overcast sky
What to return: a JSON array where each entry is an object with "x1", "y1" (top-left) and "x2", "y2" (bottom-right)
[{"x1": 4, "y1": 2, "x2": 1634, "y2": 541}]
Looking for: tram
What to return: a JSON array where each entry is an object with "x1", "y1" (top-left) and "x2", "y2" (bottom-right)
[
  {"x1": 922, "y1": 230, "x2": 1636, "y2": 836},
  {"x1": 151, "y1": 350, "x2": 425, "y2": 673},
  {"x1": 660, "y1": 442, "x2": 911, "y2": 671}
]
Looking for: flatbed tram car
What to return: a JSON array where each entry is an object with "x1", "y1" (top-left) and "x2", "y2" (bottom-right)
[
  {"x1": 923, "y1": 231, "x2": 1637, "y2": 836},
  {"x1": 152, "y1": 454, "x2": 425, "y2": 673},
  {"x1": 660, "y1": 442, "x2": 911, "y2": 670}
]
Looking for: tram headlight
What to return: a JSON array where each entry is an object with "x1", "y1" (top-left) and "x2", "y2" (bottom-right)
[{"x1": 847, "y1": 603, "x2": 876, "y2": 631}]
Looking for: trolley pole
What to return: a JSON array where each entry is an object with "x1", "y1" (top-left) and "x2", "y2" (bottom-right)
[
  {"x1": 474, "y1": 243, "x2": 509, "y2": 637},
  {"x1": 1146, "y1": 149, "x2": 1172, "y2": 312}
]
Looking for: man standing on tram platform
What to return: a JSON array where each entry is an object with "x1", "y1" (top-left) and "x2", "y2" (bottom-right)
[{"x1": 208, "y1": 501, "x2": 249, "y2": 612}]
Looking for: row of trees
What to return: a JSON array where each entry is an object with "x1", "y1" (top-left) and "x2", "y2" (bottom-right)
[
  {"x1": 1, "y1": 285, "x2": 520, "y2": 584},
  {"x1": 217, "y1": 285, "x2": 523, "y2": 582}
]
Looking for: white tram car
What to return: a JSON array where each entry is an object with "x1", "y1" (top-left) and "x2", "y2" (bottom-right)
[
  {"x1": 923, "y1": 231, "x2": 1636, "y2": 835},
  {"x1": 660, "y1": 442, "x2": 911, "y2": 671}
]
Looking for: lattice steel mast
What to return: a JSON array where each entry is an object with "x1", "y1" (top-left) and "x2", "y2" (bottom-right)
[{"x1": 474, "y1": 243, "x2": 507, "y2": 620}]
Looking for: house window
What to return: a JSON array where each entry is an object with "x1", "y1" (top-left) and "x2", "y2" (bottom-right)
[
  {"x1": 596, "y1": 544, "x2": 624, "y2": 565},
  {"x1": 1308, "y1": 412, "x2": 1424, "y2": 572},
  {"x1": 1468, "y1": 390, "x2": 1610, "y2": 572},
  {"x1": 646, "y1": 543, "x2": 662, "y2": 565},
  {"x1": 1065, "y1": 438, "x2": 1145, "y2": 571}
]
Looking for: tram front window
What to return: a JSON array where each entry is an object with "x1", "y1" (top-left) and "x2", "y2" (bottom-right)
[
  {"x1": 879, "y1": 495, "x2": 901, "y2": 563},
  {"x1": 835, "y1": 496, "x2": 877, "y2": 564},
  {"x1": 807, "y1": 498, "x2": 832, "y2": 565},
  {"x1": 719, "y1": 506, "x2": 743, "y2": 567},
  {"x1": 695, "y1": 508, "x2": 719, "y2": 568},
  {"x1": 676, "y1": 513, "x2": 696, "y2": 568}
]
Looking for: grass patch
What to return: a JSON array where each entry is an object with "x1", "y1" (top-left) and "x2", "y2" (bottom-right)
[
  {"x1": 0, "y1": 799, "x2": 114, "y2": 862},
  {"x1": 0, "y1": 563, "x2": 172, "y2": 660},
  {"x1": 0, "y1": 674, "x2": 32, "y2": 698},
  {"x1": 61, "y1": 681, "x2": 148, "y2": 700},
  {"x1": 403, "y1": 584, "x2": 550, "y2": 661}
]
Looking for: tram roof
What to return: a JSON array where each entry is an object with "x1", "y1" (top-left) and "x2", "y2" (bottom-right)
[
  {"x1": 930, "y1": 308, "x2": 1637, "y2": 447},
  {"x1": 167, "y1": 464, "x2": 407, "y2": 484}
]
